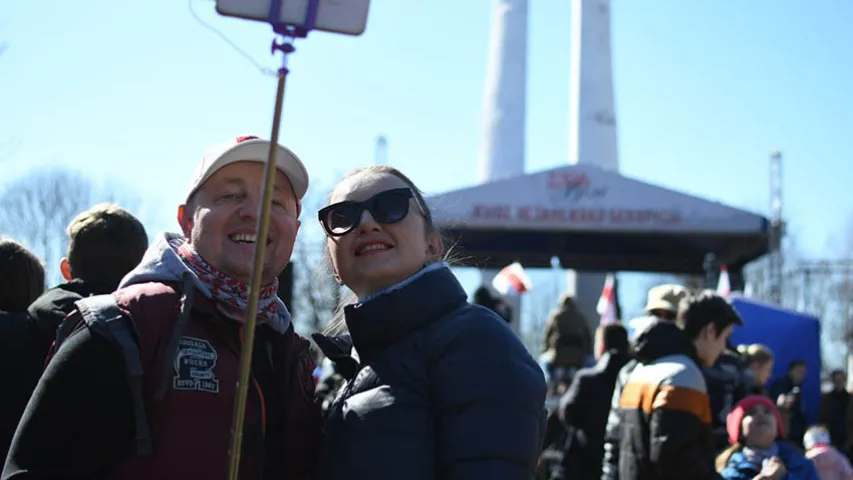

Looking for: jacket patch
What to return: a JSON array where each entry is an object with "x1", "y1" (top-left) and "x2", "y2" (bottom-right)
[{"x1": 173, "y1": 336, "x2": 220, "y2": 393}]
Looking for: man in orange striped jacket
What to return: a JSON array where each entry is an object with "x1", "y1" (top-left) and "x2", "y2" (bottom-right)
[{"x1": 615, "y1": 291, "x2": 743, "y2": 480}]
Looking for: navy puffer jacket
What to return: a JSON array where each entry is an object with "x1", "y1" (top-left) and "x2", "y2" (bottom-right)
[{"x1": 313, "y1": 265, "x2": 547, "y2": 479}]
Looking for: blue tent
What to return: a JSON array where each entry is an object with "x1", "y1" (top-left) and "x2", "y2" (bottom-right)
[{"x1": 729, "y1": 296, "x2": 822, "y2": 424}]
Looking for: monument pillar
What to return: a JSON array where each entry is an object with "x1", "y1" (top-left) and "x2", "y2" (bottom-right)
[
  {"x1": 567, "y1": 0, "x2": 619, "y2": 330},
  {"x1": 478, "y1": 0, "x2": 529, "y2": 335}
]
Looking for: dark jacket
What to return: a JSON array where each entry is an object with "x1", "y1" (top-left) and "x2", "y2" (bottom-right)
[
  {"x1": 719, "y1": 441, "x2": 819, "y2": 480},
  {"x1": 704, "y1": 350, "x2": 750, "y2": 451},
  {"x1": 559, "y1": 350, "x2": 632, "y2": 480},
  {"x1": 770, "y1": 376, "x2": 807, "y2": 447},
  {"x1": 313, "y1": 265, "x2": 547, "y2": 480},
  {"x1": 314, "y1": 336, "x2": 352, "y2": 417},
  {"x1": 820, "y1": 389, "x2": 850, "y2": 449},
  {"x1": 601, "y1": 358, "x2": 638, "y2": 480},
  {"x1": 613, "y1": 320, "x2": 719, "y2": 480},
  {"x1": 28, "y1": 279, "x2": 116, "y2": 354},
  {"x1": 0, "y1": 311, "x2": 46, "y2": 464},
  {"x1": 3, "y1": 234, "x2": 321, "y2": 480},
  {"x1": 0, "y1": 280, "x2": 118, "y2": 463}
]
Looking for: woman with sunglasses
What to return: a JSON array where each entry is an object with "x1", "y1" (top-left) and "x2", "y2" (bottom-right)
[{"x1": 312, "y1": 165, "x2": 547, "y2": 479}]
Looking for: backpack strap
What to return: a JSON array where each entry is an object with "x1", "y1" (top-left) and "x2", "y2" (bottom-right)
[
  {"x1": 76, "y1": 295, "x2": 153, "y2": 456},
  {"x1": 155, "y1": 273, "x2": 196, "y2": 402}
]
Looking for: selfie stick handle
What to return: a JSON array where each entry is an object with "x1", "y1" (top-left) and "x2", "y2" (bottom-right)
[{"x1": 226, "y1": 4, "x2": 316, "y2": 479}]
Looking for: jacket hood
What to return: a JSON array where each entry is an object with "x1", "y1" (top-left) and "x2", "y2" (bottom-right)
[
  {"x1": 119, "y1": 232, "x2": 290, "y2": 332},
  {"x1": 27, "y1": 278, "x2": 116, "y2": 343},
  {"x1": 632, "y1": 320, "x2": 696, "y2": 364}
]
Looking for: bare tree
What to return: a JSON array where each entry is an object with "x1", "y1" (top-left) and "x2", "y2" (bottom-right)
[
  {"x1": 521, "y1": 286, "x2": 556, "y2": 356},
  {"x1": 0, "y1": 168, "x2": 141, "y2": 286},
  {"x1": 291, "y1": 235, "x2": 339, "y2": 333},
  {"x1": 289, "y1": 184, "x2": 339, "y2": 334}
]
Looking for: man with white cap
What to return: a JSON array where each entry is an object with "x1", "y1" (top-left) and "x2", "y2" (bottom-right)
[{"x1": 3, "y1": 136, "x2": 322, "y2": 480}]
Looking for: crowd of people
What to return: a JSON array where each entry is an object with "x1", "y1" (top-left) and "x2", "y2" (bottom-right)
[
  {"x1": 538, "y1": 284, "x2": 853, "y2": 480},
  {"x1": 0, "y1": 135, "x2": 850, "y2": 480}
]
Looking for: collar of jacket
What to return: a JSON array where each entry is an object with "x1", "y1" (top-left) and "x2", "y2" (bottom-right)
[
  {"x1": 633, "y1": 320, "x2": 700, "y2": 365},
  {"x1": 344, "y1": 265, "x2": 467, "y2": 357},
  {"x1": 312, "y1": 332, "x2": 359, "y2": 380}
]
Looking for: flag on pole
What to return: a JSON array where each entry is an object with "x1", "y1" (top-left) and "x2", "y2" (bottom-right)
[
  {"x1": 492, "y1": 262, "x2": 533, "y2": 296},
  {"x1": 597, "y1": 273, "x2": 618, "y2": 325},
  {"x1": 717, "y1": 264, "x2": 731, "y2": 298}
]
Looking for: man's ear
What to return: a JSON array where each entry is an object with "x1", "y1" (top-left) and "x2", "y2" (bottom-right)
[
  {"x1": 177, "y1": 205, "x2": 192, "y2": 237},
  {"x1": 425, "y1": 231, "x2": 445, "y2": 263},
  {"x1": 60, "y1": 258, "x2": 72, "y2": 281},
  {"x1": 702, "y1": 322, "x2": 717, "y2": 340}
]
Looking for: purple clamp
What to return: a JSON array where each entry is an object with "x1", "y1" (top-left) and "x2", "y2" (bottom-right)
[{"x1": 268, "y1": 0, "x2": 320, "y2": 58}]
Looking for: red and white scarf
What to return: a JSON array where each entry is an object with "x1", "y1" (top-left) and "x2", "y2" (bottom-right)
[{"x1": 172, "y1": 238, "x2": 281, "y2": 325}]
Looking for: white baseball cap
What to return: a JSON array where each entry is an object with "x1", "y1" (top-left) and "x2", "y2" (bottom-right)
[{"x1": 185, "y1": 135, "x2": 309, "y2": 203}]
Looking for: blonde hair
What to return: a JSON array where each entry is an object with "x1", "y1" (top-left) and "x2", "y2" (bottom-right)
[{"x1": 737, "y1": 343, "x2": 774, "y2": 367}]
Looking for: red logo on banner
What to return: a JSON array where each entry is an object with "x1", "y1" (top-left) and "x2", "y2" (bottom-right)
[{"x1": 547, "y1": 171, "x2": 607, "y2": 204}]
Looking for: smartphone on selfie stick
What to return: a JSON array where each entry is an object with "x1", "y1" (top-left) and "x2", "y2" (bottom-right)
[{"x1": 216, "y1": 0, "x2": 371, "y2": 36}]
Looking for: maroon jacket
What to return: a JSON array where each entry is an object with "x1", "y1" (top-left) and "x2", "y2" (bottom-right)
[{"x1": 98, "y1": 281, "x2": 321, "y2": 479}]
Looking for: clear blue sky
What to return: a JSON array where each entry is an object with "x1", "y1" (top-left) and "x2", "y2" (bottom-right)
[{"x1": 3, "y1": 0, "x2": 853, "y2": 332}]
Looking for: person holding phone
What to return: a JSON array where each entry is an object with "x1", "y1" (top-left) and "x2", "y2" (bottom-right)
[
  {"x1": 769, "y1": 360, "x2": 809, "y2": 448},
  {"x1": 311, "y1": 165, "x2": 547, "y2": 479},
  {"x1": 3, "y1": 136, "x2": 322, "y2": 480}
]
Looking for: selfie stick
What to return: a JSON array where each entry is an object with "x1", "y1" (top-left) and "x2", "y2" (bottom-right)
[{"x1": 226, "y1": 2, "x2": 318, "y2": 479}]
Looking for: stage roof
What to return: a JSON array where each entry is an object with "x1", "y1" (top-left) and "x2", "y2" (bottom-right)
[{"x1": 426, "y1": 165, "x2": 769, "y2": 273}]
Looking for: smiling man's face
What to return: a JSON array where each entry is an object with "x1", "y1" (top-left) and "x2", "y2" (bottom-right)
[{"x1": 178, "y1": 161, "x2": 300, "y2": 285}]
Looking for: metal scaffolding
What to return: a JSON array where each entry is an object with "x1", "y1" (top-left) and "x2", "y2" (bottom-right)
[{"x1": 768, "y1": 151, "x2": 784, "y2": 305}]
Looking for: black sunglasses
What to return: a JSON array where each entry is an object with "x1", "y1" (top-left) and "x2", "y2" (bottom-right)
[{"x1": 318, "y1": 188, "x2": 423, "y2": 237}]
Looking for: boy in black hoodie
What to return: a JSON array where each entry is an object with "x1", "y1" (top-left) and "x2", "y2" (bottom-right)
[{"x1": 26, "y1": 203, "x2": 148, "y2": 356}]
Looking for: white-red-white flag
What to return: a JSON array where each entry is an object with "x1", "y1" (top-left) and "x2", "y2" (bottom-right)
[
  {"x1": 492, "y1": 262, "x2": 533, "y2": 296},
  {"x1": 717, "y1": 264, "x2": 731, "y2": 298},
  {"x1": 597, "y1": 273, "x2": 618, "y2": 325}
]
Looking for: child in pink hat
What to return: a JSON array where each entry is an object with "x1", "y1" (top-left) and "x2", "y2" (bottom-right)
[
  {"x1": 717, "y1": 395, "x2": 819, "y2": 480},
  {"x1": 803, "y1": 425, "x2": 853, "y2": 480}
]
